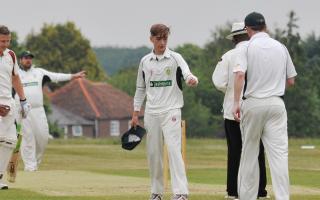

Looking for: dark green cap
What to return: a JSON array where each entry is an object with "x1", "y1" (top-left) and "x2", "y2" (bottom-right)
[
  {"x1": 20, "y1": 51, "x2": 34, "y2": 58},
  {"x1": 245, "y1": 12, "x2": 266, "y2": 27}
]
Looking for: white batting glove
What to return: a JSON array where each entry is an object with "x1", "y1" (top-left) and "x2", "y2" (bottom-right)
[{"x1": 20, "y1": 99, "x2": 31, "y2": 118}]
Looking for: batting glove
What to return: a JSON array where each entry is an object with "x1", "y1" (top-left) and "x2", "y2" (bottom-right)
[{"x1": 20, "y1": 99, "x2": 31, "y2": 118}]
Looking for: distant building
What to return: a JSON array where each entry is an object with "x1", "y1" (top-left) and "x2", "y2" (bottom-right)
[
  {"x1": 47, "y1": 104, "x2": 95, "y2": 138},
  {"x1": 47, "y1": 79, "x2": 142, "y2": 138}
]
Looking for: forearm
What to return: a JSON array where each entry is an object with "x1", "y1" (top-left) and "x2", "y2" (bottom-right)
[
  {"x1": 234, "y1": 72, "x2": 245, "y2": 104},
  {"x1": 12, "y1": 75, "x2": 26, "y2": 100},
  {"x1": 132, "y1": 111, "x2": 140, "y2": 117},
  {"x1": 286, "y1": 77, "x2": 295, "y2": 88},
  {"x1": 131, "y1": 110, "x2": 140, "y2": 127}
]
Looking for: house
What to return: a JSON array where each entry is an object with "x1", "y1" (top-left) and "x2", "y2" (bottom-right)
[
  {"x1": 47, "y1": 104, "x2": 95, "y2": 138},
  {"x1": 47, "y1": 79, "x2": 143, "y2": 138}
]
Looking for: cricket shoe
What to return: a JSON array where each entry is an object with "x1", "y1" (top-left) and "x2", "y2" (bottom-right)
[
  {"x1": 150, "y1": 194, "x2": 162, "y2": 200},
  {"x1": 24, "y1": 167, "x2": 37, "y2": 172},
  {"x1": 0, "y1": 183, "x2": 8, "y2": 190},
  {"x1": 257, "y1": 195, "x2": 271, "y2": 199},
  {"x1": 224, "y1": 195, "x2": 239, "y2": 200},
  {"x1": 172, "y1": 194, "x2": 188, "y2": 200}
]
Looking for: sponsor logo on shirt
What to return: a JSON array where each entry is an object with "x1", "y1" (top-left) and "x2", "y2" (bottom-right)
[
  {"x1": 23, "y1": 82, "x2": 38, "y2": 87},
  {"x1": 150, "y1": 80, "x2": 172, "y2": 87}
]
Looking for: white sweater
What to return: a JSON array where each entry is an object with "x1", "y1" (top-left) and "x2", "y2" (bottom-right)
[
  {"x1": 212, "y1": 41, "x2": 247, "y2": 120},
  {"x1": 17, "y1": 66, "x2": 71, "y2": 108},
  {"x1": 134, "y1": 48, "x2": 197, "y2": 114}
]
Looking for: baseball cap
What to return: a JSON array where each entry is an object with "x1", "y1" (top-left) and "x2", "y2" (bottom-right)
[
  {"x1": 20, "y1": 51, "x2": 34, "y2": 58},
  {"x1": 245, "y1": 12, "x2": 266, "y2": 27},
  {"x1": 121, "y1": 125, "x2": 146, "y2": 150}
]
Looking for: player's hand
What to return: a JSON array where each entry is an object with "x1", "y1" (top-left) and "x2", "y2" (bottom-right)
[
  {"x1": 131, "y1": 112, "x2": 139, "y2": 127},
  {"x1": 186, "y1": 75, "x2": 198, "y2": 87},
  {"x1": 20, "y1": 99, "x2": 31, "y2": 118},
  {"x1": 72, "y1": 71, "x2": 86, "y2": 80},
  {"x1": 232, "y1": 102, "x2": 241, "y2": 122}
]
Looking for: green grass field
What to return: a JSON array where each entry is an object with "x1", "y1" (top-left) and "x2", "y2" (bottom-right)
[{"x1": 0, "y1": 138, "x2": 319, "y2": 200}]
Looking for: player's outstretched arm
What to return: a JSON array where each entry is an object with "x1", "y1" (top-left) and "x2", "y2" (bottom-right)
[{"x1": 71, "y1": 70, "x2": 86, "y2": 80}]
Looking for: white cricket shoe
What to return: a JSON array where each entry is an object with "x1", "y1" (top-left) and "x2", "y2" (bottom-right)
[
  {"x1": 0, "y1": 183, "x2": 8, "y2": 190},
  {"x1": 225, "y1": 195, "x2": 239, "y2": 200},
  {"x1": 24, "y1": 168, "x2": 37, "y2": 172},
  {"x1": 257, "y1": 195, "x2": 271, "y2": 199},
  {"x1": 150, "y1": 194, "x2": 162, "y2": 200},
  {"x1": 172, "y1": 194, "x2": 188, "y2": 200}
]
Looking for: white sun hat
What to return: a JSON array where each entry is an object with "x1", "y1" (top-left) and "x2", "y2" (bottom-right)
[{"x1": 226, "y1": 22, "x2": 247, "y2": 40}]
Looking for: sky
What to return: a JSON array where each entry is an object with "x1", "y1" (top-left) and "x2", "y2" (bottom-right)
[{"x1": 2, "y1": 0, "x2": 319, "y2": 48}]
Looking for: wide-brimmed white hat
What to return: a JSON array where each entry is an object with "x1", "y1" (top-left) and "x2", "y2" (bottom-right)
[{"x1": 226, "y1": 22, "x2": 247, "y2": 40}]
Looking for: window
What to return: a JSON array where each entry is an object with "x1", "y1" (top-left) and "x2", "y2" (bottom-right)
[
  {"x1": 72, "y1": 125, "x2": 83, "y2": 137},
  {"x1": 110, "y1": 120, "x2": 120, "y2": 136}
]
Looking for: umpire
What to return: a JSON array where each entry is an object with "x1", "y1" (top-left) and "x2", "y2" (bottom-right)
[
  {"x1": 212, "y1": 22, "x2": 268, "y2": 199},
  {"x1": 233, "y1": 12, "x2": 297, "y2": 200}
]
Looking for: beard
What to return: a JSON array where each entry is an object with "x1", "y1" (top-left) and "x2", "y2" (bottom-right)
[{"x1": 22, "y1": 63, "x2": 32, "y2": 70}]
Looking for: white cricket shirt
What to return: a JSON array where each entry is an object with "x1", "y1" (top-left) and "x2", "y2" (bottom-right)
[
  {"x1": 134, "y1": 48, "x2": 195, "y2": 114},
  {"x1": 234, "y1": 32, "x2": 297, "y2": 99}
]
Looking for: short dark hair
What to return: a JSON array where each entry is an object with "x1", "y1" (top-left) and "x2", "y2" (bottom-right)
[
  {"x1": 233, "y1": 33, "x2": 249, "y2": 44},
  {"x1": 249, "y1": 25, "x2": 267, "y2": 31},
  {"x1": 150, "y1": 24, "x2": 170, "y2": 37},
  {"x1": 0, "y1": 25, "x2": 10, "y2": 35}
]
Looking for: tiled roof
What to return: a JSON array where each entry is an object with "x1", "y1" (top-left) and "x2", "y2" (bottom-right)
[
  {"x1": 48, "y1": 104, "x2": 94, "y2": 126},
  {"x1": 50, "y1": 79, "x2": 139, "y2": 120}
]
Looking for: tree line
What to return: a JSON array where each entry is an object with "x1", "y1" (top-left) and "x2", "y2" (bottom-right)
[
  {"x1": 110, "y1": 11, "x2": 320, "y2": 137},
  {"x1": 11, "y1": 11, "x2": 320, "y2": 137}
]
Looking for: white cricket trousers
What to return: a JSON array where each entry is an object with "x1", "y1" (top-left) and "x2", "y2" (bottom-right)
[
  {"x1": 238, "y1": 97, "x2": 289, "y2": 200},
  {"x1": 144, "y1": 108, "x2": 189, "y2": 195},
  {"x1": 0, "y1": 98, "x2": 17, "y2": 184},
  {"x1": 21, "y1": 106, "x2": 49, "y2": 171}
]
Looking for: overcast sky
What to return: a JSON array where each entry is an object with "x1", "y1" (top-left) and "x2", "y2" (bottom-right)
[{"x1": 2, "y1": 0, "x2": 319, "y2": 48}]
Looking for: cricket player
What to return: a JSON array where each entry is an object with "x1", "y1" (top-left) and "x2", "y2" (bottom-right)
[
  {"x1": 0, "y1": 25, "x2": 30, "y2": 189},
  {"x1": 17, "y1": 51, "x2": 85, "y2": 171},
  {"x1": 212, "y1": 22, "x2": 268, "y2": 200},
  {"x1": 131, "y1": 24, "x2": 198, "y2": 200},
  {"x1": 233, "y1": 12, "x2": 297, "y2": 200}
]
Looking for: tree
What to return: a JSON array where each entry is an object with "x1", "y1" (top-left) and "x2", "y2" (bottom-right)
[
  {"x1": 274, "y1": 11, "x2": 320, "y2": 137},
  {"x1": 10, "y1": 31, "x2": 24, "y2": 54},
  {"x1": 108, "y1": 67, "x2": 137, "y2": 96},
  {"x1": 175, "y1": 43, "x2": 224, "y2": 137},
  {"x1": 105, "y1": 11, "x2": 320, "y2": 137},
  {"x1": 94, "y1": 46, "x2": 150, "y2": 75},
  {"x1": 25, "y1": 22, "x2": 106, "y2": 81}
]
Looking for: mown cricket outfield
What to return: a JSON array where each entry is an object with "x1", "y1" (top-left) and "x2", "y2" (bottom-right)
[{"x1": 0, "y1": 138, "x2": 319, "y2": 200}]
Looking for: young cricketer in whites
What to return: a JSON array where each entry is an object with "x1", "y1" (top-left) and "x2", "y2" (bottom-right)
[{"x1": 131, "y1": 24, "x2": 198, "y2": 200}]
